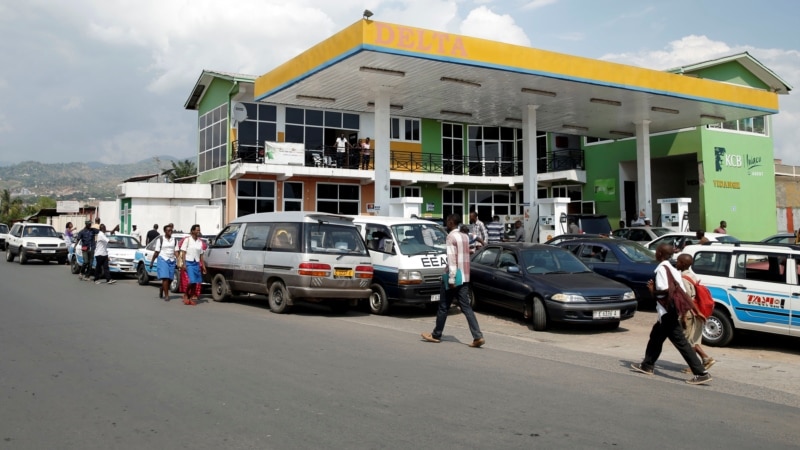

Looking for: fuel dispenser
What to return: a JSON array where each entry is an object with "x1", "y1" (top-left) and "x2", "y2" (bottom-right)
[
  {"x1": 537, "y1": 197, "x2": 571, "y2": 243},
  {"x1": 657, "y1": 197, "x2": 691, "y2": 231}
]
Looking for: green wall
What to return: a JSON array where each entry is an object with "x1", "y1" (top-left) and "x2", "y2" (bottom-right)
[
  {"x1": 688, "y1": 61, "x2": 770, "y2": 90},
  {"x1": 195, "y1": 78, "x2": 236, "y2": 184}
]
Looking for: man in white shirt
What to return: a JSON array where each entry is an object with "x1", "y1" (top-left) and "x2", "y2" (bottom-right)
[
  {"x1": 631, "y1": 243, "x2": 711, "y2": 385},
  {"x1": 93, "y1": 224, "x2": 115, "y2": 285},
  {"x1": 131, "y1": 225, "x2": 142, "y2": 246},
  {"x1": 334, "y1": 133, "x2": 350, "y2": 168},
  {"x1": 178, "y1": 224, "x2": 206, "y2": 305},
  {"x1": 150, "y1": 223, "x2": 178, "y2": 300}
]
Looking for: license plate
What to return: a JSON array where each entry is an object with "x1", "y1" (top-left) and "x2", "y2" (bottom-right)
[
  {"x1": 430, "y1": 294, "x2": 440, "y2": 302},
  {"x1": 42, "y1": 250, "x2": 55, "y2": 254},
  {"x1": 593, "y1": 310, "x2": 620, "y2": 319},
  {"x1": 334, "y1": 269, "x2": 353, "y2": 278}
]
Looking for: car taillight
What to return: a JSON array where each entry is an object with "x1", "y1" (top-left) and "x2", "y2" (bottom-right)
[
  {"x1": 355, "y1": 265, "x2": 373, "y2": 279},
  {"x1": 298, "y1": 262, "x2": 331, "y2": 276}
]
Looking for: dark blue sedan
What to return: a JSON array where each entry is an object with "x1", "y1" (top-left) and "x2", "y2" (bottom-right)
[
  {"x1": 554, "y1": 238, "x2": 658, "y2": 302},
  {"x1": 469, "y1": 243, "x2": 637, "y2": 331}
]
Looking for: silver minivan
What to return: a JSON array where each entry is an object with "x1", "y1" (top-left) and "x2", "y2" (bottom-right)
[{"x1": 205, "y1": 212, "x2": 373, "y2": 313}]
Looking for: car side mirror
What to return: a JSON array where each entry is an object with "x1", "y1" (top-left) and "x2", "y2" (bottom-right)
[{"x1": 507, "y1": 265, "x2": 521, "y2": 274}]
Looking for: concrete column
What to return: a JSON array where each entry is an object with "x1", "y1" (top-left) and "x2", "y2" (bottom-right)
[
  {"x1": 635, "y1": 120, "x2": 653, "y2": 221},
  {"x1": 521, "y1": 105, "x2": 539, "y2": 242},
  {"x1": 373, "y1": 89, "x2": 391, "y2": 216}
]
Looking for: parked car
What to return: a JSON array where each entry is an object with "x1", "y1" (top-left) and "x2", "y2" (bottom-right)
[
  {"x1": 543, "y1": 233, "x2": 608, "y2": 246},
  {"x1": 681, "y1": 242, "x2": 800, "y2": 346},
  {"x1": 5, "y1": 222, "x2": 69, "y2": 264},
  {"x1": 0, "y1": 223, "x2": 9, "y2": 250},
  {"x1": 554, "y1": 238, "x2": 658, "y2": 301},
  {"x1": 645, "y1": 232, "x2": 738, "y2": 252},
  {"x1": 70, "y1": 234, "x2": 140, "y2": 276},
  {"x1": 469, "y1": 243, "x2": 637, "y2": 331},
  {"x1": 760, "y1": 233, "x2": 796, "y2": 245},
  {"x1": 610, "y1": 226, "x2": 671, "y2": 242}
]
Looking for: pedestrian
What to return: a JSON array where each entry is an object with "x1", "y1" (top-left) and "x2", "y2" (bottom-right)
[
  {"x1": 131, "y1": 225, "x2": 142, "y2": 246},
  {"x1": 695, "y1": 230, "x2": 710, "y2": 244},
  {"x1": 713, "y1": 220, "x2": 727, "y2": 234},
  {"x1": 93, "y1": 217, "x2": 101, "y2": 229},
  {"x1": 361, "y1": 137, "x2": 371, "y2": 170},
  {"x1": 334, "y1": 133, "x2": 350, "y2": 168},
  {"x1": 93, "y1": 224, "x2": 115, "y2": 285},
  {"x1": 178, "y1": 224, "x2": 206, "y2": 306},
  {"x1": 63, "y1": 222, "x2": 74, "y2": 260},
  {"x1": 569, "y1": 220, "x2": 580, "y2": 234},
  {"x1": 513, "y1": 220, "x2": 525, "y2": 242},
  {"x1": 676, "y1": 254, "x2": 715, "y2": 372},
  {"x1": 631, "y1": 243, "x2": 712, "y2": 385},
  {"x1": 421, "y1": 214, "x2": 485, "y2": 348},
  {"x1": 468, "y1": 210, "x2": 487, "y2": 247},
  {"x1": 146, "y1": 224, "x2": 159, "y2": 245},
  {"x1": 486, "y1": 215, "x2": 503, "y2": 243},
  {"x1": 149, "y1": 223, "x2": 178, "y2": 300},
  {"x1": 74, "y1": 220, "x2": 98, "y2": 281}
]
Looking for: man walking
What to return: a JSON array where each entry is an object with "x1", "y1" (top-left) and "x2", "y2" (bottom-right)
[
  {"x1": 676, "y1": 254, "x2": 715, "y2": 372},
  {"x1": 131, "y1": 225, "x2": 142, "y2": 246},
  {"x1": 468, "y1": 210, "x2": 487, "y2": 247},
  {"x1": 146, "y1": 224, "x2": 160, "y2": 245},
  {"x1": 93, "y1": 224, "x2": 115, "y2": 285},
  {"x1": 75, "y1": 220, "x2": 98, "y2": 281},
  {"x1": 421, "y1": 214, "x2": 485, "y2": 348},
  {"x1": 631, "y1": 244, "x2": 712, "y2": 385}
]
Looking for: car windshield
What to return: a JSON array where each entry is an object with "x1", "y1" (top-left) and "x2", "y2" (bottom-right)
[
  {"x1": 23, "y1": 225, "x2": 58, "y2": 238},
  {"x1": 390, "y1": 223, "x2": 447, "y2": 255},
  {"x1": 305, "y1": 223, "x2": 369, "y2": 256},
  {"x1": 521, "y1": 248, "x2": 590, "y2": 274},
  {"x1": 617, "y1": 241, "x2": 656, "y2": 262},
  {"x1": 108, "y1": 236, "x2": 139, "y2": 249}
]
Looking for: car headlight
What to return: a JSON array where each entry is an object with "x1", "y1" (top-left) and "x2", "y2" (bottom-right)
[
  {"x1": 24, "y1": 241, "x2": 37, "y2": 248},
  {"x1": 59, "y1": 242, "x2": 66, "y2": 248},
  {"x1": 109, "y1": 258, "x2": 121, "y2": 264},
  {"x1": 623, "y1": 290, "x2": 636, "y2": 300},
  {"x1": 551, "y1": 293, "x2": 586, "y2": 303},
  {"x1": 398, "y1": 269, "x2": 423, "y2": 285}
]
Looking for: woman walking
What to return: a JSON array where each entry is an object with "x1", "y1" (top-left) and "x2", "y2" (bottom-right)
[
  {"x1": 177, "y1": 224, "x2": 206, "y2": 305},
  {"x1": 149, "y1": 223, "x2": 178, "y2": 300}
]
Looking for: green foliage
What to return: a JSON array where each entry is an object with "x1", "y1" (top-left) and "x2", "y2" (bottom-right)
[{"x1": 168, "y1": 159, "x2": 197, "y2": 182}]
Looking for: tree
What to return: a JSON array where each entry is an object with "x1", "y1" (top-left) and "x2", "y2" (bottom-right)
[
  {"x1": 0, "y1": 189, "x2": 10, "y2": 218},
  {"x1": 167, "y1": 159, "x2": 197, "y2": 182}
]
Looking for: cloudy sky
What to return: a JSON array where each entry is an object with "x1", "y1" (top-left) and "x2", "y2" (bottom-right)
[{"x1": 0, "y1": 0, "x2": 798, "y2": 166}]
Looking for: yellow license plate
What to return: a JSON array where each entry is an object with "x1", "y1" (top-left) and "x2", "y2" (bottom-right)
[{"x1": 334, "y1": 269, "x2": 354, "y2": 277}]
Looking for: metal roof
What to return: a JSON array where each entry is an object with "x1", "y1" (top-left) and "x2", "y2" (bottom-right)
[{"x1": 184, "y1": 70, "x2": 257, "y2": 110}]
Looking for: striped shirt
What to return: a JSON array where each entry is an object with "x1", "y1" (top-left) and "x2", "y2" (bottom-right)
[
  {"x1": 486, "y1": 221, "x2": 504, "y2": 243},
  {"x1": 446, "y1": 228, "x2": 470, "y2": 284},
  {"x1": 471, "y1": 219, "x2": 488, "y2": 244}
]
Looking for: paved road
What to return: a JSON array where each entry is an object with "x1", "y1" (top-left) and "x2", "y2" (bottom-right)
[{"x1": 1, "y1": 261, "x2": 799, "y2": 449}]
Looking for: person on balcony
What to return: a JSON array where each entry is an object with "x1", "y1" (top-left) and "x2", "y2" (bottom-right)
[
  {"x1": 361, "y1": 137, "x2": 371, "y2": 170},
  {"x1": 334, "y1": 133, "x2": 350, "y2": 168}
]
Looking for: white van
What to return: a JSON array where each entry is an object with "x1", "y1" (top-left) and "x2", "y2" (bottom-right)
[
  {"x1": 205, "y1": 212, "x2": 373, "y2": 314},
  {"x1": 352, "y1": 216, "x2": 448, "y2": 314}
]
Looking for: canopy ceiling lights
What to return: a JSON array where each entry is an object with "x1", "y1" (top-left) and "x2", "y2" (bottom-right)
[
  {"x1": 440, "y1": 76, "x2": 482, "y2": 88},
  {"x1": 562, "y1": 124, "x2": 589, "y2": 132},
  {"x1": 609, "y1": 130, "x2": 634, "y2": 137},
  {"x1": 359, "y1": 66, "x2": 405, "y2": 77},
  {"x1": 440, "y1": 109, "x2": 473, "y2": 118},
  {"x1": 521, "y1": 88, "x2": 557, "y2": 97},
  {"x1": 700, "y1": 114, "x2": 726, "y2": 122},
  {"x1": 367, "y1": 102, "x2": 404, "y2": 110},
  {"x1": 651, "y1": 106, "x2": 680, "y2": 114},
  {"x1": 296, "y1": 94, "x2": 335, "y2": 103},
  {"x1": 590, "y1": 98, "x2": 622, "y2": 107}
]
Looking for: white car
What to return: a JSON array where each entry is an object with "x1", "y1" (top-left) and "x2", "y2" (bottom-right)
[
  {"x1": 645, "y1": 232, "x2": 739, "y2": 252},
  {"x1": 5, "y1": 222, "x2": 69, "y2": 264},
  {"x1": 71, "y1": 233, "x2": 141, "y2": 276},
  {"x1": 0, "y1": 223, "x2": 9, "y2": 250}
]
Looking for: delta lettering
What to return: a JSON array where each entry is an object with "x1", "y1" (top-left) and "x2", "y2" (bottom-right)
[{"x1": 375, "y1": 23, "x2": 468, "y2": 57}]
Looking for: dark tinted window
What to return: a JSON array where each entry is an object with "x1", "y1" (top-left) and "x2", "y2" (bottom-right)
[
  {"x1": 474, "y1": 247, "x2": 500, "y2": 266},
  {"x1": 692, "y1": 251, "x2": 731, "y2": 277},
  {"x1": 213, "y1": 224, "x2": 241, "y2": 248},
  {"x1": 242, "y1": 223, "x2": 271, "y2": 251},
  {"x1": 286, "y1": 107, "x2": 304, "y2": 124}
]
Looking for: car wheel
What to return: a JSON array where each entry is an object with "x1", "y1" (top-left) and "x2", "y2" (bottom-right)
[
  {"x1": 532, "y1": 296, "x2": 548, "y2": 331},
  {"x1": 70, "y1": 256, "x2": 81, "y2": 274},
  {"x1": 5, "y1": 247, "x2": 14, "y2": 262},
  {"x1": 136, "y1": 263, "x2": 150, "y2": 285},
  {"x1": 211, "y1": 274, "x2": 230, "y2": 302},
  {"x1": 703, "y1": 308, "x2": 734, "y2": 347},
  {"x1": 368, "y1": 284, "x2": 390, "y2": 315},
  {"x1": 268, "y1": 281, "x2": 292, "y2": 314},
  {"x1": 19, "y1": 248, "x2": 27, "y2": 265}
]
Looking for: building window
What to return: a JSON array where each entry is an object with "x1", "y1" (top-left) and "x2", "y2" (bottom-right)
[
  {"x1": 238, "y1": 103, "x2": 277, "y2": 150},
  {"x1": 442, "y1": 122, "x2": 464, "y2": 175},
  {"x1": 707, "y1": 116, "x2": 768, "y2": 135},
  {"x1": 286, "y1": 107, "x2": 360, "y2": 150},
  {"x1": 199, "y1": 104, "x2": 228, "y2": 173},
  {"x1": 468, "y1": 189, "x2": 520, "y2": 223},
  {"x1": 391, "y1": 186, "x2": 421, "y2": 198},
  {"x1": 237, "y1": 180, "x2": 275, "y2": 217},
  {"x1": 467, "y1": 126, "x2": 519, "y2": 176},
  {"x1": 316, "y1": 183, "x2": 360, "y2": 215},
  {"x1": 390, "y1": 117, "x2": 421, "y2": 142},
  {"x1": 442, "y1": 188, "x2": 464, "y2": 219},
  {"x1": 584, "y1": 136, "x2": 611, "y2": 145},
  {"x1": 283, "y1": 182, "x2": 303, "y2": 212}
]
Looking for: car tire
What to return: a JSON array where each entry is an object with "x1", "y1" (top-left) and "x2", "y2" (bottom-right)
[
  {"x1": 368, "y1": 284, "x2": 390, "y2": 315},
  {"x1": 268, "y1": 281, "x2": 292, "y2": 314},
  {"x1": 532, "y1": 296, "x2": 548, "y2": 331},
  {"x1": 703, "y1": 308, "x2": 734, "y2": 347},
  {"x1": 136, "y1": 263, "x2": 150, "y2": 285},
  {"x1": 19, "y1": 248, "x2": 27, "y2": 265},
  {"x1": 5, "y1": 247, "x2": 14, "y2": 262},
  {"x1": 211, "y1": 274, "x2": 230, "y2": 303}
]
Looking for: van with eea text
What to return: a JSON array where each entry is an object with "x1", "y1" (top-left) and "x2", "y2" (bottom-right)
[
  {"x1": 204, "y1": 212, "x2": 373, "y2": 314},
  {"x1": 352, "y1": 216, "x2": 448, "y2": 315}
]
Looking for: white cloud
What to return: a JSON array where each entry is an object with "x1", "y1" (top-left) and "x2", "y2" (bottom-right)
[
  {"x1": 0, "y1": 113, "x2": 12, "y2": 133},
  {"x1": 62, "y1": 96, "x2": 84, "y2": 111},
  {"x1": 459, "y1": 6, "x2": 531, "y2": 46},
  {"x1": 556, "y1": 31, "x2": 584, "y2": 42},
  {"x1": 600, "y1": 35, "x2": 800, "y2": 165},
  {"x1": 522, "y1": 0, "x2": 558, "y2": 11}
]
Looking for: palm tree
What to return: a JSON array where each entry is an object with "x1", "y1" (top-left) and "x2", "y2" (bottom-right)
[
  {"x1": 167, "y1": 159, "x2": 197, "y2": 182},
  {"x1": 0, "y1": 189, "x2": 10, "y2": 218}
]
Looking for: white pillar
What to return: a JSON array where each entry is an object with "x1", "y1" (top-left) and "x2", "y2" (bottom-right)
[
  {"x1": 522, "y1": 105, "x2": 539, "y2": 242},
  {"x1": 373, "y1": 89, "x2": 391, "y2": 216},
  {"x1": 635, "y1": 120, "x2": 653, "y2": 221}
]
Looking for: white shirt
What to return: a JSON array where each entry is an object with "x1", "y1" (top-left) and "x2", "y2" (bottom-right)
[
  {"x1": 654, "y1": 260, "x2": 685, "y2": 319},
  {"x1": 335, "y1": 137, "x2": 347, "y2": 152},
  {"x1": 154, "y1": 235, "x2": 177, "y2": 261},
  {"x1": 131, "y1": 230, "x2": 142, "y2": 245},
  {"x1": 179, "y1": 236, "x2": 204, "y2": 262},
  {"x1": 95, "y1": 232, "x2": 109, "y2": 257}
]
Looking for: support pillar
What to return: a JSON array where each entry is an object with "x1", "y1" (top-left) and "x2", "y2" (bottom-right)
[
  {"x1": 635, "y1": 120, "x2": 653, "y2": 221},
  {"x1": 522, "y1": 105, "x2": 539, "y2": 242},
  {"x1": 373, "y1": 89, "x2": 391, "y2": 216}
]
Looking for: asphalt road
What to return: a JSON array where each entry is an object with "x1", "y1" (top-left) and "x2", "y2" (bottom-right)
[{"x1": 1, "y1": 260, "x2": 799, "y2": 449}]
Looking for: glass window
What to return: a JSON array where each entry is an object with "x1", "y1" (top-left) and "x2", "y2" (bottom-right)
[
  {"x1": 306, "y1": 109, "x2": 323, "y2": 126},
  {"x1": 474, "y1": 247, "x2": 500, "y2": 266},
  {"x1": 390, "y1": 118, "x2": 400, "y2": 140},
  {"x1": 283, "y1": 182, "x2": 303, "y2": 212},
  {"x1": 316, "y1": 183, "x2": 360, "y2": 214},
  {"x1": 285, "y1": 125, "x2": 304, "y2": 143},
  {"x1": 213, "y1": 224, "x2": 241, "y2": 248},
  {"x1": 693, "y1": 251, "x2": 731, "y2": 277},
  {"x1": 258, "y1": 122, "x2": 276, "y2": 143},
  {"x1": 242, "y1": 223, "x2": 271, "y2": 251},
  {"x1": 734, "y1": 253, "x2": 786, "y2": 284},
  {"x1": 325, "y1": 111, "x2": 342, "y2": 128},
  {"x1": 237, "y1": 180, "x2": 275, "y2": 217},
  {"x1": 343, "y1": 113, "x2": 360, "y2": 130},
  {"x1": 286, "y1": 107, "x2": 304, "y2": 124},
  {"x1": 239, "y1": 180, "x2": 256, "y2": 197},
  {"x1": 269, "y1": 223, "x2": 300, "y2": 252},
  {"x1": 305, "y1": 223, "x2": 368, "y2": 256}
]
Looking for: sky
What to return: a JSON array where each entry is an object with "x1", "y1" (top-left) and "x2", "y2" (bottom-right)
[{"x1": 0, "y1": 0, "x2": 798, "y2": 166}]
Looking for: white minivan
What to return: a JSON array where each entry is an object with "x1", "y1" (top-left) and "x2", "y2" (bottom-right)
[
  {"x1": 352, "y1": 216, "x2": 448, "y2": 314},
  {"x1": 205, "y1": 212, "x2": 373, "y2": 314}
]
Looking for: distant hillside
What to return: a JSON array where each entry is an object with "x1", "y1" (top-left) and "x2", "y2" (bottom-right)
[{"x1": 0, "y1": 157, "x2": 184, "y2": 201}]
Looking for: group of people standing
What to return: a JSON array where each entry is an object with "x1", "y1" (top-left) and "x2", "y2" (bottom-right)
[
  {"x1": 68, "y1": 218, "x2": 116, "y2": 285},
  {"x1": 334, "y1": 134, "x2": 371, "y2": 170},
  {"x1": 146, "y1": 223, "x2": 207, "y2": 305}
]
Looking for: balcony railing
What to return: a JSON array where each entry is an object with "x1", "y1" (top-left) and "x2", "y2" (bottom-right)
[{"x1": 231, "y1": 141, "x2": 584, "y2": 177}]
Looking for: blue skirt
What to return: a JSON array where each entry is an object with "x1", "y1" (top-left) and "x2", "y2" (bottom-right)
[
  {"x1": 156, "y1": 257, "x2": 176, "y2": 280},
  {"x1": 185, "y1": 260, "x2": 203, "y2": 284}
]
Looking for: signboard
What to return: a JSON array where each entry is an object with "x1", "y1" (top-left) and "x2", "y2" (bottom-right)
[
  {"x1": 56, "y1": 201, "x2": 80, "y2": 213},
  {"x1": 366, "y1": 203, "x2": 380, "y2": 214},
  {"x1": 264, "y1": 141, "x2": 305, "y2": 166},
  {"x1": 426, "y1": 202, "x2": 435, "y2": 212}
]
